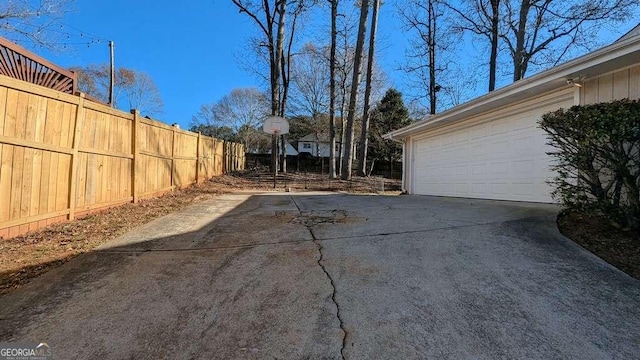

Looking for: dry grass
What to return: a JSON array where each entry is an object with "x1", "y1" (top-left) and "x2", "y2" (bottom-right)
[{"x1": 0, "y1": 171, "x2": 400, "y2": 295}]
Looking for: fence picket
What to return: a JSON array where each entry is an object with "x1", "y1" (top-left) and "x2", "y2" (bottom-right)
[{"x1": 0, "y1": 75, "x2": 244, "y2": 238}]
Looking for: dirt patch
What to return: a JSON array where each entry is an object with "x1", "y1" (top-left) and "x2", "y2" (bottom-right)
[
  {"x1": 0, "y1": 171, "x2": 399, "y2": 295},
  {"x1": 558, "y1": 211, "x2": 640, "y2": 280},
  {"x1": 236, "y1": 170, "x2": 402, "y2": 194},
  {"x1": 290, "y1": 210, "x2": 349, "y2": 226}
]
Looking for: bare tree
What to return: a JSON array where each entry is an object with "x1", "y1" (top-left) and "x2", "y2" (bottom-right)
[
  {"x1": 332, "y1": 9, "x2": 387, "y2": 175},
  {"x1": 336, "y1": 19, "x2": 356, "y2": 175},
  {"x1": 399, "y1": 0, "x2": 452, "y2": 112},
  {"x1": 441, "y1": 64, "x2": 479, "y2": 107},
  {"x1": 341, "y1": 0, "x2": 369, "y2": 180},
  {"x1": 289, "y1": 43, "x2": 330, "y2": 161},
  {"x1": 328, "y1": 0, "x2": 338, "y2": 179},
  {"x1": 191, "y1": 87, "x2": 269, "y2": 151},
  {"x1": 289, "y1": 44, "x2": 329, "y2": 119},
  {"x1": 232, "y1": 0, "x2": 308, "y2": 173},
  {"x1": 124, "y1": 72, "x2": 164, "y2": 116},
  {"x1": 501, "y1": 0, "x2": 636, "y2": 81},
  {"x1": 357, "y1": 0, "x2": 380, "y2": 176},
  {"x1": 445, "y1": 0, "x2": 501, "y2": 92},
  {"x1": 0, "y1": 0, "x2": 74, "y2": 48},
  {"x1": 71, "y1": 64, "x2": 164, "y2": 116},
  {"x1": 447, "y1": 0, "x2": 635, "y2": 88}
]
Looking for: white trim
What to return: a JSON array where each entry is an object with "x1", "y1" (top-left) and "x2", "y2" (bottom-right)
[{"x1": 411, "y1": 88, "x2": 574, "y2": 141}]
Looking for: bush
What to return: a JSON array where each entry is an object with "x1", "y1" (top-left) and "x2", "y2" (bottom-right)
[{"x1": 539, "y1": 99, "x2": 640, "y2": 232}]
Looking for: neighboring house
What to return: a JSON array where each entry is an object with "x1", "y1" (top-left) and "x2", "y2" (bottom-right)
[
  {"x1": 249, "y1": 142, "x2": 298, "y2": 156},
  {"x1": 278, "y1": 142, "x2": 299, "y2": 156},
  {"x1": 385, "y1": 26, "x2": 640, "y2": 203},
  {"x1": 297, "y1": 133, "x2": 343, "y2": 158}
]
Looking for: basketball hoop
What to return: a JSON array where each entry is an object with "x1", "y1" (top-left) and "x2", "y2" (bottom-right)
[
  {"x1": 263, "y1": 116, "x2": 289, "y2": 135},
  {"x1": 263, "y1": 116, "x2": 289, "y2": 189}
]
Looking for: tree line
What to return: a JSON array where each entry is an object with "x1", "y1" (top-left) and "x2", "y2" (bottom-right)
[
  {"x1": 2, "y1": 0, "x2": 635, "y2": 179},
  {"x1": 194, "y1": 0, "x2": 634, "y2": 180}
]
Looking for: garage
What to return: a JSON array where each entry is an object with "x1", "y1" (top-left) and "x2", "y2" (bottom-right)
[
  {"x1": 411, "y1": 92, "x2": 573, "y2": 202},
  {"x1": 386, "y1": 31, "x2": 640, "y2": 203}
]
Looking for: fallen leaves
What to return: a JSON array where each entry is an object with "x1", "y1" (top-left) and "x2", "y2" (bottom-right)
[{"x1": 0, "y1": 171, "x2": 400, "y2": 295}]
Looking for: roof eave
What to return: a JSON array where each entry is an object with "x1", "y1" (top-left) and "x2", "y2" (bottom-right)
[{"x1": 385, "y1": 33, "x2": 640, "y2": 140}]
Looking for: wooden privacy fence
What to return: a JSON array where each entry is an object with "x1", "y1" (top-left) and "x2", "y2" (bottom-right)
[{"x1": 0, "y1": 74, "x2": 245, "y2": 239}]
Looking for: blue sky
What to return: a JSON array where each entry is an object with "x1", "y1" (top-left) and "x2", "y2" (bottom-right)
[{"x1": 12, "y1": 0, "x2": 640, "y2": 128}]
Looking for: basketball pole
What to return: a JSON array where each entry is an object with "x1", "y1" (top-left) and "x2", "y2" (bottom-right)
[
  {"x1": 263, "y1": 116, "x2": 288, "y2": 190},
  {"x1": 273, "y1": 133, "x2": 278, "y2": 189}
]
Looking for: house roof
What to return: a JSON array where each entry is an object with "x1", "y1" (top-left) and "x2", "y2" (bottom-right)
[
  {"x1": 385, "y1": 25, "x2": 640, "y2": 140},
  {"x1": 618, "y1": 23, "x2": 640, "y2": 42}
]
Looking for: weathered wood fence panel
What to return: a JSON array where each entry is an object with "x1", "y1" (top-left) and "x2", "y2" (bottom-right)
[{"x1": 0, "y1": 75, "x2": 245, "y2": 239}]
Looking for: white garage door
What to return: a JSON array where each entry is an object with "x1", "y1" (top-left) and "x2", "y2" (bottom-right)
[{"x1": 411, "y1": 97, "x2": 573, "y2": 202}]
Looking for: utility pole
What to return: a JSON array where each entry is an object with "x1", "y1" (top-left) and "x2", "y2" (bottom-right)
[{"x1": 109, "y1": 41, "x2": 115, "y2": 108}]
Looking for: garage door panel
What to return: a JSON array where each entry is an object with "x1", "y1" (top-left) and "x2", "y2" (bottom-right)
[
  {"x1": 489, "y1": 140, "x2": 509, "y2": 155},
  {"x1": 455, "y1": 183, "x2": 468, "y2": 193},
  {"x1": 471, "y1": 164, "x2": 486, "y2": 176},
  {"x1": 490, "y1": 183, "x2": 509, "y2": 195},
  {"x1": 513, "y1": 182, "x2": 534, "y2": 196},
  {"x1": 411, "y1": 96, "x2": 572, "y2": 202}
]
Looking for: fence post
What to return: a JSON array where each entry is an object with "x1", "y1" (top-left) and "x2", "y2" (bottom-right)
[
  {"x1": 233, "y1": 144, "x2": 237, "y2": 171},
  {"x1": 225, "y1": 142, "x2": 229, "y2": 173},
  {"x1": 68, "y1": 92, "x2": 85, "y2": 220},
  {"x1": 221, "y1": 141, "x2": 226, "y2": 174},
  {"x1": 215, "y1": 139, "x2": 221, "y2": 175},
  {"x1": 131, "y1": 109, "x2": 140, "y2": 203},
  {"x1": 171, "y1": 125, "x2": 176, "y2": 189},
  {"x1": 195, "y1": 132, "x2": 201, "y2": 183},
  {"x1": 236, "y1": 143, "x2": 240, "y2": 171},
  {"x1": 212, "y1": 139, "x2": 217, "y2": 176}
]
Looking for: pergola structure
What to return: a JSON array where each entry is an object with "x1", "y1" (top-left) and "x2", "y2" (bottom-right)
[{"x1": 0, "y1": 36, "x2": 77, "y2": 95}]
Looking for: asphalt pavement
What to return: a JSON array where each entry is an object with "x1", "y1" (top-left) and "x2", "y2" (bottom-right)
[{"x1": 1, "y1": 192, "x2": 639, "y2": 359}]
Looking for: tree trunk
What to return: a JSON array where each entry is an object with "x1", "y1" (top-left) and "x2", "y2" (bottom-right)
[
  {"x1": 428, "y1": 0, "x2": 437, "y2": 114},
  {"x1": 275, "y1": 1, "x2": 287, "y2": 172},
  {"x1": 513, "y1": 0, "x2": 530, "y2": 82},
  {"x1": 280, "y1": 134, "x2": 287, "y2": 173},
  {"x1": 341, "y1": 0, "x2": 370, "y2": 180},
  {"x1": 338, "y1": 100, "x2": 347, "y2": 177},
  {"x1": 488, "y1": 0, "x2": 500, "y2": 91},
  {"x1": 357, "y1": 0, "x2": 380, "y2": 177},
  {"x1": 328, "y1": 0, "x2": 338, "y2": 179},
  {"x1": 367, "y1": 158, "x2": 376, "y2": 177}
]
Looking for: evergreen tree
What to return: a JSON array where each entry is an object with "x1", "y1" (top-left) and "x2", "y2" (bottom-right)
[{"x1": 368, "y1": 89, "x2": 411, "y2": 176}]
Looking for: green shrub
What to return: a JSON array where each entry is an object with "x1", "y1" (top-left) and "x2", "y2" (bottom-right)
[{"x1": 539, "y1": 99, "x2": 640, "y2": 232}]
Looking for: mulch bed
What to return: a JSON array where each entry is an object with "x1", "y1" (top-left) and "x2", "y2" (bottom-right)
[
  {"x1": 558, "y1": 211, "x2": 640, "y2": 280},
  {"x1": 0, "y1": 171, "x2": 400, "y2": 295}
]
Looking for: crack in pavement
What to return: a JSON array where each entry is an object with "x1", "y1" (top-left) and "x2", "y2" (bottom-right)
[
  {"x1": 290, "y1": 196, "x2": 347, "y2": 360},
  {"x1": 96, "y1": 220, "x2": 510, "y2": 254}
]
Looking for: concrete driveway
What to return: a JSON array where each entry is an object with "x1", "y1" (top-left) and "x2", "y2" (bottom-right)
[{"x1": 1, "y1": 192, "x2": 639, "y2": 359}]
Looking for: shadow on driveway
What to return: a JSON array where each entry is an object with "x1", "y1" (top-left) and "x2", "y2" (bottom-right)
[{"x1": 1, "y1": 193, "x2": 639, "y2": 359}]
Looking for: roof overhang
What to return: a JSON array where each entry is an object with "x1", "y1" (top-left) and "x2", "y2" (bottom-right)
[{"x1": 385, "y1": 33, "x2": 640, "y2": 141}]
